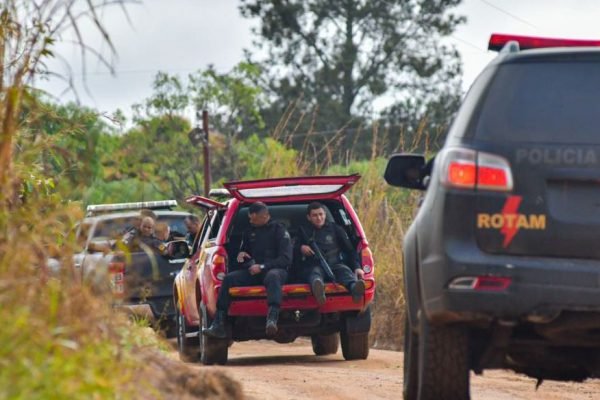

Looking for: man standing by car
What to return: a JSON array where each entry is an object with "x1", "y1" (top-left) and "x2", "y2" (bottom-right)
[
  {"x1": 203, "y1": 202, "x2": 292, "y2": 338},
  {"x1": 184, "y1": 215, "x2": 202, "y2": 254},
  {"x1": 297, "y1": 202, "x2": 365, "y2": 306}
]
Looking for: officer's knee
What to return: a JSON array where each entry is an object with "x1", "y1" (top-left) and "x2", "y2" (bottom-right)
[
  {"x1": 264, "y1": 269, "x2": 284, "y2": 285},
  {"x1": 332, "y1": 263, "x2": 351, "y2": 272}
]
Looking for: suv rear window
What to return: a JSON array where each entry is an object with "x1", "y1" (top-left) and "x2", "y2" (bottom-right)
[{"x1": 474, "y1": 61, "x2": 600, "y2": 144}]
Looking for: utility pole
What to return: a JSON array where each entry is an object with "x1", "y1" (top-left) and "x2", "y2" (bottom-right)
[
  {"x1": 188, "y1": 109, "x2": 211, "y2": 196},
  {"x1": 202, "y1": 110, "x2": 211, "y2": 196}
]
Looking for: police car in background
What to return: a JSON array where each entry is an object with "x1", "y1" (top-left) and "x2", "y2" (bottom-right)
[
  {"x1": 73, "y1": 200, "x2": 193, "y2": 336},
  {"x1": 385, "y1": 34, "x2": 600, "y2": 400}
]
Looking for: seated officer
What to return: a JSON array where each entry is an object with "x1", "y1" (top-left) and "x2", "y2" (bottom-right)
[
  {"x1": 203, "y1": 202, "x2": 292, "y2": 338},
  {"x1": 295, "y1": 202, "x2": 365, "y2": 306}
]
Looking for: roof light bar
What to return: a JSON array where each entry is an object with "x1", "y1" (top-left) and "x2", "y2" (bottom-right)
[
  {"x1": 488, "y1": 33, "x2": 600, "y2": 52},
  {"x1": 86, "y1": 200, "x2": 178, "y2": 215},
  {"x1": 208, "y1": 188, "x2": 231, "y2": 198}
]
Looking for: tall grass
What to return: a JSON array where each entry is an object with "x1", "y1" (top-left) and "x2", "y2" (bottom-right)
[
  {"x1": 0, "y1": 3, "x2": 244, "y2": 397},
  {"x1": 0, "y1": 171, "x2": 140, "y2": 398}
]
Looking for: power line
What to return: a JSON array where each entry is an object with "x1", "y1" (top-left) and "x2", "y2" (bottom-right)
[
  {"x1": 449, "y1": 34, "x2": 487, "y2": 52},
  {"x1": 478, "y1": 0, "x2": 538, "y2": 30}
]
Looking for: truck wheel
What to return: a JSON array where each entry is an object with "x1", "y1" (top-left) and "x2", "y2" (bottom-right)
[
  {"x1": 163, "y1": 318, "x2": 177, "y2": 339},
  {"x1": 403, "y1": 315, "x2": 418, "y2": 400},
  {"x1": 311, "y1": 333, "x2": 339, "y2": 355},
  {"x1": 199, "y1": 304, "x2": 228, "y2": 365},
  {"x1": 417, "y1": 316, "x2": 470, "y2": 400},
  {"x1": 340, "y1": 331, "x2": 369, "y2": 360},
  {"x1": 176, "y1": 309, "x2": 199, "y2": 362}
]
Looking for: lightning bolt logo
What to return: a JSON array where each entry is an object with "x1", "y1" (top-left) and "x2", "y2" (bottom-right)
[{"x1": 500, "y1": 195, "x2": 522, "y2": 248}]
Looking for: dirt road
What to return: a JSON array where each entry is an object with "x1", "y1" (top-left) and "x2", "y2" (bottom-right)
[{"x1": 190, "y1": 339, "x2": 600, "y2": 400}]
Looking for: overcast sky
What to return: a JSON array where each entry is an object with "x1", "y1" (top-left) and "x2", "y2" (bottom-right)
[{"x1": 36, "y1": 0, "x2": 600, "y2": 122}]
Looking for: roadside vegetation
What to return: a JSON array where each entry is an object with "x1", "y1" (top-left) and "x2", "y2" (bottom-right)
[
  {"x1": 1, "y1": 0, "x2": 462, "y2": 396},
  {"x1": 0, "y1": 2, "x2": 242, "y2": 399}
]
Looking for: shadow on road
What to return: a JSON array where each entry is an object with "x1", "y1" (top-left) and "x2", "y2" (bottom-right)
[{"x1": 227, "y1": 354, "x2": 346, "y2": 367}]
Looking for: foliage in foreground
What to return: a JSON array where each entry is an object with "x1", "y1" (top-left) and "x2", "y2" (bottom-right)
[{"x1": 0, "y1": 169, "x2": 136, "y2": 399}]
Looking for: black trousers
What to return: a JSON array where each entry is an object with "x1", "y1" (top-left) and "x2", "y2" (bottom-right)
[
  {"x1": 299, "y1": 264, "x2": 357, "y2": 291},
  {"x1": 216, "y1": 268, "x2": 288, "y2": 311}
]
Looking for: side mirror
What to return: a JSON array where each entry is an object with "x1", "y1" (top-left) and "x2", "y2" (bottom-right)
[
  {"x1": 167, "y1": 240, "x2": 191, "y2": 259},
  {"x1": 384, "y1": 154, "x2": 427, "y2": 190}
]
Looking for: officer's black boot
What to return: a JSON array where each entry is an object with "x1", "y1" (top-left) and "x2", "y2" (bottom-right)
[
  {"x1": 311, "y1": 278, "x2": 326, "y2": 306},
  {"x1": 203, "y1": 310, "x2": 227, "y2": 339},
  {"x1": 265, "y1": 306, "x2": 280, "y2": 337},
  {"x1": 350, "y1": 279, "x2": 365, "y2": 304}
]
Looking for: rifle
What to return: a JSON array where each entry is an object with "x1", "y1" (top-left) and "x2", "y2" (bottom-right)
[{"x1": 299, "y1": 226, "x2": 336, "y2": 282}]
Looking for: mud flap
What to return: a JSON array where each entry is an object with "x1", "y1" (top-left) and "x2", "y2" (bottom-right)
[{"x1": 344, "y1": 305, "x2": 371, "y2": 335}]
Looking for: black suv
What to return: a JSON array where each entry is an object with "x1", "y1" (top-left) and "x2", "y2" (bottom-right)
[{"x1": 385, "y1": 34, "x2": 600, "y2": 400}]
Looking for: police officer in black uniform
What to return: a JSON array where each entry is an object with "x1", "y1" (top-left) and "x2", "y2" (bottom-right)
[
  {"x1": 125, "y1": 216, "x2": 167, "y2": 256},
  {"x1": 203, "y1": 202, "x2": 292, "y2": 338},
  {"x1": 296, "y1": 202, "x2": 365, "y2": 306}
]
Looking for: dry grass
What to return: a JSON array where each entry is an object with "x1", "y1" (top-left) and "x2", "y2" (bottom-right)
[{"x1": 0, "y1": 181, "x2": 243, "y2": 398}]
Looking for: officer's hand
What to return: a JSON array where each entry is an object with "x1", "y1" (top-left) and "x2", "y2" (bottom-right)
[
  {"x1": 300, "y1": 245, "x2": 314, "y2": 256},
  {"x1": 237, "y1": 251, "x2": 251, "y2": 263},
  {"x1": 355, "y1": 268, "x2": 365, "y2": 279},
  {"x1": 248, "y1": 264, "x2": 262, "y2": 275}
]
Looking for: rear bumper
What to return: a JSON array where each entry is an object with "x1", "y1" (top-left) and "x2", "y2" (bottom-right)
[
  {"x1": 421, "y1": 248, "x2": 600, "y2": 323},
  {"x1": 224, "y1": 280, "x2": 375, "y2": 316}
]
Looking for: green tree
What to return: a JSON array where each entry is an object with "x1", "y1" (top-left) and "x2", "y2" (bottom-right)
[
  {"x1": 121, "y1": 64, "x2": 268, "y2": 199},
  {"x1": 239, "y1": 0, "x2": 465, "y2": 157},
  {"x1": 117, "y1": 114, "x2": 202, "y2": 200},
  {"x1": 236, "y1": 134, "x2": 301, "y2": 179},
  {"x1": 189, "y1": 62, "x2": 266, "y2": 178},
  {"x1": 132, "y1": 71, "x2": 189, "y2": 122},
  {"x1": 17, "y1": 94, "x2": 119, "y2": 198}
]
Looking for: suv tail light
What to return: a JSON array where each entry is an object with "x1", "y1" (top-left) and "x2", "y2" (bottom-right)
[
  {"x1": 440, "y1": 148, "x2": 513, "y2": 192},
  {"x1": 211, "y1": 249, "x2": 228, "y2": 281},
  {"x1": 358, "y1": 242, "x2": 374, "y2": 275},
  {"x1": 108, "y1": 261, "x2": 125, "y2": 299}
]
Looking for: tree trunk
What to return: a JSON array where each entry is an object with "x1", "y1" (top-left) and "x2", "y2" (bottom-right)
[{"x1": 342, "y1": 1, "x2": 357, "y2": 119}]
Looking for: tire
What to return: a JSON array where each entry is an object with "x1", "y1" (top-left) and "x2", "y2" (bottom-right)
[
  {"x1": 340, "y1": 330, "x2": 369, "y2": 360},
  {"x1": 417, "y1": 316, "x2": 470, "y2": 400},
  {"x1": 163, "y1": 318, "x2": 178, "y2": 339},
  {"x1": 311, "y1": 333, "x2": 339, "y2": 355},
  {"x1": 403, "y1": 315, "x2": 419, "y2": 400},
  {"x1": 199, "y1": 304, "x2": 228, "y2": 365},
  {"x1": 176, "y1": 308, "x2": 199, "y2": 362}
]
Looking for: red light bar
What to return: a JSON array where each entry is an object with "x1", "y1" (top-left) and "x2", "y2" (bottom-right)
[{"x1": 488, "y1": 33, "x2": 600, "y2": 52}]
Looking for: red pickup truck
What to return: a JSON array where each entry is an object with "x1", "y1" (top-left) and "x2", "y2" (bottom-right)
[{"x1": 173, "y1": 175, "x2": 375, "y2": 364}]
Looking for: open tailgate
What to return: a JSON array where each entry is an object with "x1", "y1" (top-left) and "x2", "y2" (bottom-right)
[{"x1": 223, "y1": 174, "x2": 360, "y2": 202}]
